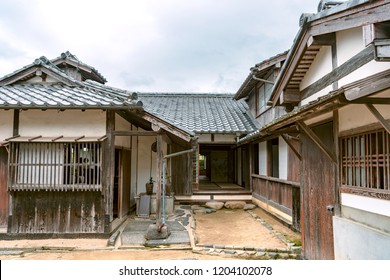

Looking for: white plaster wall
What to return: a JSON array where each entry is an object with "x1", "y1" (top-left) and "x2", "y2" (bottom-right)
[
  {"x1": 259, "y1": 141, "x2": 267, "y2": 176},
  {"x1": 337, "y1": 27, "x2": 390, "y2": 87},
  {"x1": 197, "y1": 134, "x2": 211, "y2": 143},
  {"x1": 137, "y1": 135, "x2": 157, "y2": 194},
  {"x1": 19, "y1": 110, "x2": 106, "y2": 137},
  {"x1": 301, "y1": 46, "x2": 333, "y2": 90},
  {"x1": 115, "y1": 114, "x2": 131, "y2": 148},
  {"x1": 337, "y1": 28, "x2": 363, "y2": 65},
  {"x1": 333, "y1": 216, "x2": 390, "y2": 259},
  {"x1": 278, "y1": 136, "x2": 288, "y2": 180},
  {"x1": 0, "y1": 110, "x2": 13, "y2": 142},
  {"x1": 214, "y1": 134, "x2": 236, "y2": 143},
  {"x1": 341, "y1": 193, "x2": 390, "y2": 217},
  {"x1": 300, "y1": 46, "x2": 332, "y2": 106},
  {"x1": 339, "y1": 89, "x2": 390, "y2": 132}
]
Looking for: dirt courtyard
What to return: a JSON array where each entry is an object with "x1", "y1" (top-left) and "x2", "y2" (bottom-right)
[
  {"x1": 0, "y1": 206, "x2": 301, "y2": 260},
  {"x1": 194, "y1": 207, "x2": 300, "y2": 248}
]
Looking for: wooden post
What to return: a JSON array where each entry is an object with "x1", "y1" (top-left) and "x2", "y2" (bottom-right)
[
  {"x1": 333, "y1": 110, "x2": 341, "y2": 216},
  {"x1": 156, "y1": 134, "x2": 163, "y2": 230},
  {"x1": 292, "y1": 186, "x2": 301, "y2": 231},
  {"x1": 104, "y1": 110, "x2": 115, "y2": 233},
  {"x1": 249, "y1": 143, "x2": 253, "y2": 192}
]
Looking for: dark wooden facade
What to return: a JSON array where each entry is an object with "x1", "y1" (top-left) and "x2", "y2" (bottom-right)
[
  {"x1": 10, "y1": 191, "x2": 104, "y2": 233},
  {"x1": 0, "y1": 146, "x2": 8, "y2": 227}
]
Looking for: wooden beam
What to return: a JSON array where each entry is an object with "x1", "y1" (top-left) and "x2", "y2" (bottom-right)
[
  {"x1": 297, "y1": 121, "x2": 337, "y2": 164},
  {"x1": 348, "y1": 97, "x2": 390, "y2": 105},
  {"x1": 13, "y1": 109, "x2": 19, "y2": 136},
  {"x1": 310, "y1": 1, "x2": 390, "y2": 37},
  {"x1": 307, "y1": 33, "x2": 336, "y2": 48},
  {"x1": 301, "y1": 44, "x2": 375, "y2": 100},
  {"x1": 113, "y1": 131, "x2": 157, "y2": 136},
  {"x1": 366, "y1": 104, "x2": 390, "y2": 135},
  {"x1": 280, "y1": 89, "x2": 300, "y2": 104},
  {"x1": 281, "y1": 134, "x2": 302, "y2": 161},
  {"x1": 143, "y1": 114, "x2": 192, "y2": 142}
]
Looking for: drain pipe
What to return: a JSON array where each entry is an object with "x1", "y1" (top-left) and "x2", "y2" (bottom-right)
[{"x1": 161, "y1": 148, "x2": 195, "y2": 225}]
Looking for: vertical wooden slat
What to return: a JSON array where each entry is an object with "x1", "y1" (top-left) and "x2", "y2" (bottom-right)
[
  {"x1": 376, "y1": 131, "x2": 379, "y2": 189},
  {"x1": 387, "y1": 132, "x2": 390, "y2": 190}
]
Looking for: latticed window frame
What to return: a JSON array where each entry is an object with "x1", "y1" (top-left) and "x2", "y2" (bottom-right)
[
  {"x1": 341, "y1": 129, "x2": 390, "y2": 192},
  {"x1": 8, "y1": 141, "x2": 102, "y2": 191}
]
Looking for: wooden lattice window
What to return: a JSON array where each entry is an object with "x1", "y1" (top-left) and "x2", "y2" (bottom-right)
[
  {"x1": 341, "y1": 129, "x2": 390, "y2": 191},
  {"x1": 8, "y1": 142, "x2": 102, "y2": 191}
]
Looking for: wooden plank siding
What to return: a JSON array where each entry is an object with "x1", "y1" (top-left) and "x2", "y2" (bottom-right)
[
  {"x1": 0, "y1": 146, "x2": 9, "y2": 227},
  {"x1": 10, "y1": 191, "x2": 104, "y2": 233},
  {"x1": 171, "y1": 143, "x2": 193, "y2": 195},
  {"x1": 252, "y1": 174, "x2": 300, "y2": 231},
  {"x1": 301, "y1": 121, "x2": 336, "y2": 260}
]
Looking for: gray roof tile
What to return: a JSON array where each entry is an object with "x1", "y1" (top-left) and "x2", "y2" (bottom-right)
[
  {"x1": 138, "y1": 93, "x2": 257, "y2": 134},
  {"x1": 0, "y1": 83, "x2": 141, "y2": 109}
]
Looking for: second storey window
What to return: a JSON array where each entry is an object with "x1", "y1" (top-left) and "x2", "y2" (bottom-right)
[{"x1": 257, "y1": 82, "x2": 273, "y2": 115}]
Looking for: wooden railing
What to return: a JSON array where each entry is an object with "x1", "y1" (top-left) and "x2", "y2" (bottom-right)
[{"x1": 252, "y1": 174, "x2": 301, "y2": 231}]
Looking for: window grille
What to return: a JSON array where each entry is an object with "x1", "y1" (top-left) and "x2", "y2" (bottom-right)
[
  {"x1": 341, "y1": 129, "x2": 390, "y2": 191},
  {"x1": 8, "y1": 142, "x2": 102, "y2": 191}
]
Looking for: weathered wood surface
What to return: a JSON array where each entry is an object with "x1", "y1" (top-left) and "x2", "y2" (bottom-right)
[
  {"x1": 252, "y1": 174, "x2": 301, "y2": 231},
  {"x1": 301, "y1": 121, "x2": 335, "y2": 260},
  {"x1": 0, "y1": 147, "x2": 9, "y2": 227},
  {"x1": 171, "y1": 143, "x2": 193, "y2": 195},
  {"x1": 10, "y1": 191, "x2": 104, "y2": 233}
]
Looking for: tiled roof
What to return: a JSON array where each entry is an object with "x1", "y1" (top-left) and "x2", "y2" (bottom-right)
[
  {"x1": 0, "y1": 56, "x2": 82, "y2": 86},
  {"x1": 138, "y1": 93, "x2": 257, "y2": 134},
  {"x1": 0, "y1": 55, "x2": 141, "y2": 109},
  {"x1": 51, "y1": 51, "x2": 107, "y2": 84},
  {"x1": 0, "y1": 83, "x2": 142, "y2": 109}
]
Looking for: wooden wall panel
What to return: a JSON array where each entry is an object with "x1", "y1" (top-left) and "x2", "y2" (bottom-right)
[
  {"x1": 0, "y1": 147, "x2": 8, "y2": 227},
  {"x1": 10, "y1": 191, "x2": 104, "y2": 233},
  {"x1": 171, "y1": 143, "x2": 192, "y2": 195},
  {"x1": 301, "y1": 122, "x2": 335, "y2": 260}
]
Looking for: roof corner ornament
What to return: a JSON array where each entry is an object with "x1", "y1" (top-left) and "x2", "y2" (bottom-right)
[
  {"x1": 317, "y1": 0, "x2": 344, "y2": 13},
  {"x1": 299, "y1": 13, "x2": 314, "y2": 27},
  {"x1": 131, "y1": 92, "x2": 138, "y2": 100}
]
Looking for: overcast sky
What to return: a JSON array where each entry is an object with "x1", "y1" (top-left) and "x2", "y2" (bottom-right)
[{"x1": 0, "y1": 0, "x2": 320, "y2": 93}]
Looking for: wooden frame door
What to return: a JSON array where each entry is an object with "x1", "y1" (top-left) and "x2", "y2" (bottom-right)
[{"x1": 301, "y1": 121, "x2": 336, "y2": 260}]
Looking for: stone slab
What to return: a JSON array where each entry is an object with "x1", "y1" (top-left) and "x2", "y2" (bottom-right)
[{"x1": 145, "y1": 231, "x2": 190, "y2": 246}]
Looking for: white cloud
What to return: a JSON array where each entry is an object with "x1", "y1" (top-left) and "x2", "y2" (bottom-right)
[{"x1": 0, "y1": 0, "x2": 320, "y2": 93}]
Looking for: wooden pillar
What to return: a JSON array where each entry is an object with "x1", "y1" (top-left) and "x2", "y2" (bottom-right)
[
  {"x1": 156, "y1": 134, "x2": 163, "y2": 229},
  {"x1": 7, "y1": 110, "x2": 19, "y2": 231},
  {"x1": 292, "y1": 186, "x2": 301, "y2": 231},
  {"x1": 333, "y1": 110, "x2": 341, "y2": 216},
  {"x1": 104, "y1": 110, "x2": 115, "y2": 233},
  {"x1": 249, "y1": 143, "x2": 253, "y2": 192}
]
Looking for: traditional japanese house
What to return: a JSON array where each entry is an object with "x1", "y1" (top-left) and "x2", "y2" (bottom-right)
[
  {"x1": 0, "y1": 51, "x2": 257, "y2": 237},
  {"x1": 238, "y1": 0, "x2": 390, "y2": 259},
  {"x1": 234, "y1": 52, "x2": 303, "y2": 232},
  {"x1": 137, "y1": 93, "x2": 257, "y2": 202}
]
